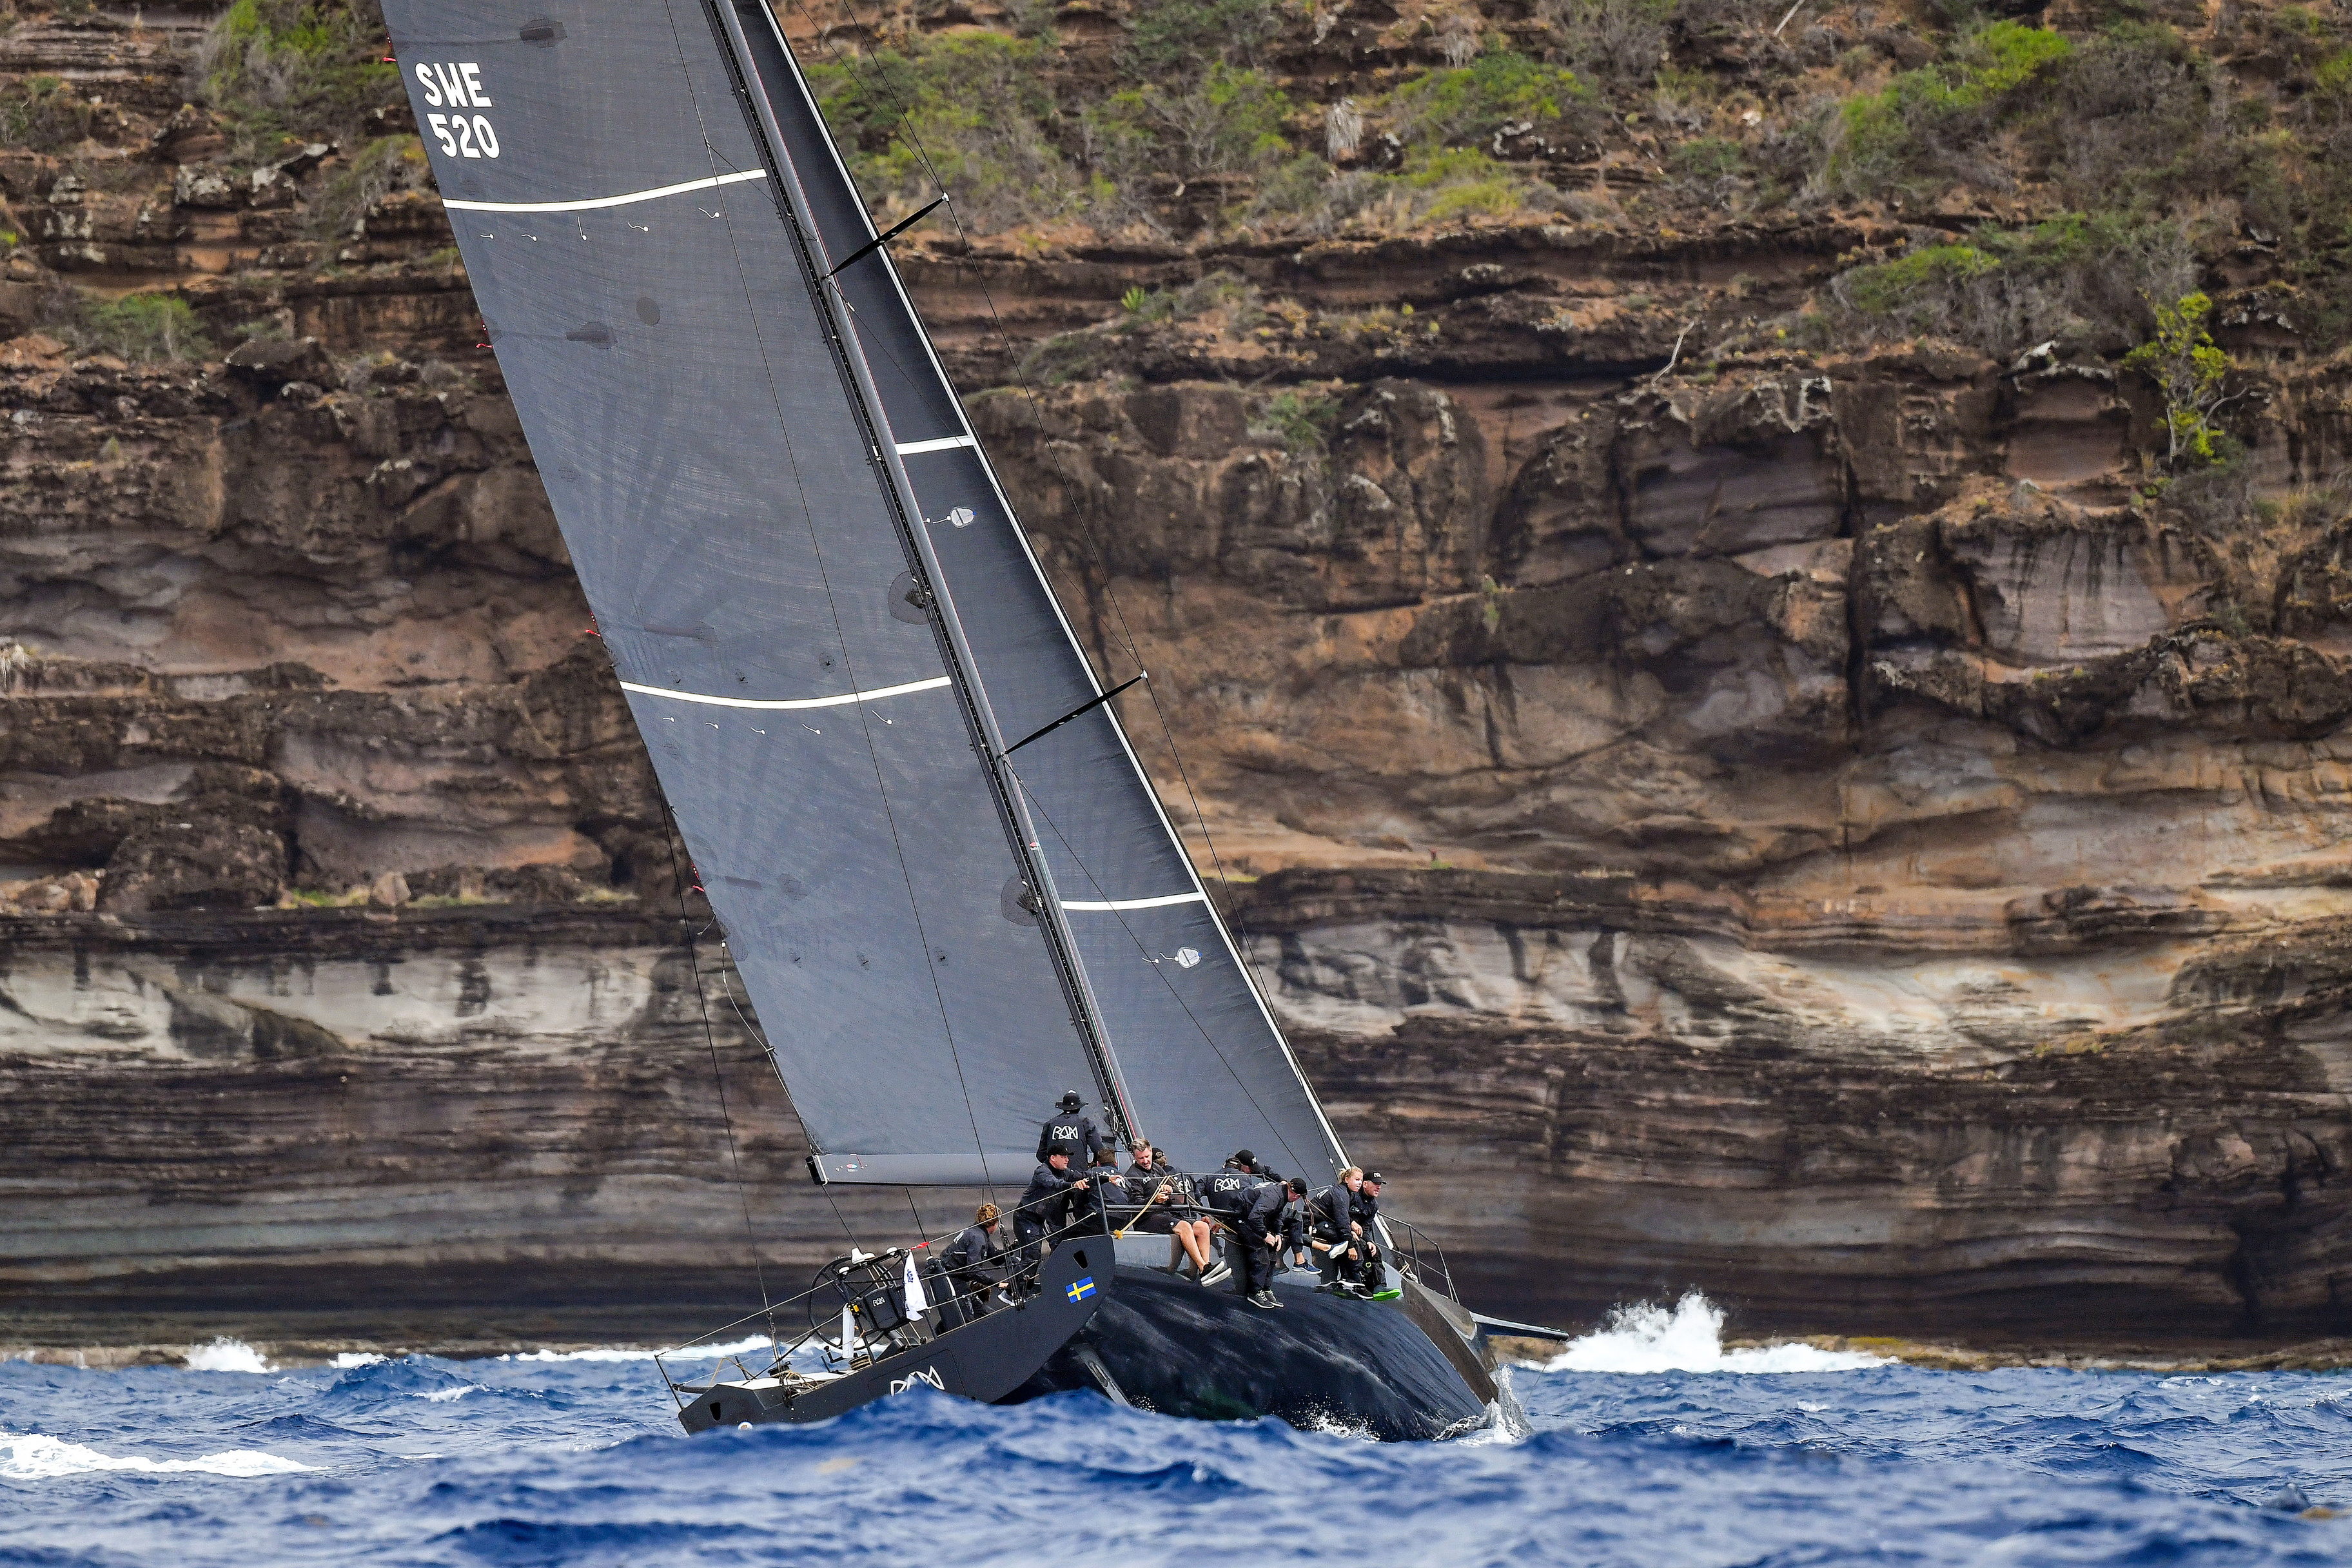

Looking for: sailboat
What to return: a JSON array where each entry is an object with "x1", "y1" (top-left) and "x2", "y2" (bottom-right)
[{"x1": 383, "y1": 0, "x2": 1534, "y2": 1440}]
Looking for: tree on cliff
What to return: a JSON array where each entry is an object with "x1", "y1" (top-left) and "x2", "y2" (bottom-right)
[{"x1": 2124, "y1": 292, "x2": 2242, "y2": 471}]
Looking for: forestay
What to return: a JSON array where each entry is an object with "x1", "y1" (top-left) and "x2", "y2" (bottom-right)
[{"x1": 384, "y1": 0, "x2": 1346, "y2": 1188}]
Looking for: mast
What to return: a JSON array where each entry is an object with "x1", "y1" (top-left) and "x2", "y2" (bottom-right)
[
  {"x1": 728, "y1": 0, "x2": 1349, "y2": 1184},
  {"x1": 694, "y1": 0, "x2": 1136, "y2": 1152}
]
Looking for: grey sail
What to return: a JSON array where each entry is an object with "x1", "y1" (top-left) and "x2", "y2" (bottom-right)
[
  {"x1": 727, "y1": 5, "x2": 1346, "y2": 1187},
  {"x1": 383, "y1": 0, "x2": 1345, "y2": 1189},
  {"x1": 382, "y1": 0, "x2": 1096, "y2": 1186}
]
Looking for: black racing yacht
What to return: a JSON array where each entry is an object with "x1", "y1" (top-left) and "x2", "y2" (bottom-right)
[{"x1": 382, "y1": 0, "x2": 1536, "y2": 1441}]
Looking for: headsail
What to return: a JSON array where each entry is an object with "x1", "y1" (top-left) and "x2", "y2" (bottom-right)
[{"x1": 385, "y1": 0, "x2": 1346, "y2": 1186}]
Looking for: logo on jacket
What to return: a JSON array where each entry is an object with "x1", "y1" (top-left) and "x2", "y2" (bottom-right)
[{"x1": 1066, "y1": 1276, "x2": 1097, "y2": 1302}]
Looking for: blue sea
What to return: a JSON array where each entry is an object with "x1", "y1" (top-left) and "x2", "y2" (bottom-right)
[{"x1": 3, "y1": 1297, "x2": 2346, "y2": 1567}]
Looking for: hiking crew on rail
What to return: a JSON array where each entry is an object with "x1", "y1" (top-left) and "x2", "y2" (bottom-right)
[{"x1": 953, "y1": 1093, "x2": 1393, "y2": 1318}]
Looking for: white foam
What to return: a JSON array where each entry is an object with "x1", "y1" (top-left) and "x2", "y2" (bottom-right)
[
  {"x1": 331, "y1": 1353, "x2": 387, "y2": 1369},
  {"x1": 184, "y1": 1338, "x2": 271, "y2": 1374},
  {"x1": 1531, "y1": 1293, "x2": 1888, "y2": 1375},
  {"x1": 500, "y1": 1334, "x2": 776, "y2": 1364},
  {"x1": 415, "y1": 1386, "x2": 475, "y2": 1402},
  {"x1": 1, "y1": 1432, "x2": 316, "y2": 1480}
]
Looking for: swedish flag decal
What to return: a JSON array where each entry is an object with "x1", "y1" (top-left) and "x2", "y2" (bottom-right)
[{"x1": 1066, "y1": 1276, "x2": 1097, "y2": 1303}]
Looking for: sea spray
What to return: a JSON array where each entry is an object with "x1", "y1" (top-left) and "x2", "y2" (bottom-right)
[
  {"x1": 1536, "y1": 1292, "x2": 1887, "y2": 1374},
  {"x1": 184, "y1": 1338, "x2": 271, "y2": 1374},
  {"x1": 1, "y1": 1432, "x2": 314, "y2": 1480}
]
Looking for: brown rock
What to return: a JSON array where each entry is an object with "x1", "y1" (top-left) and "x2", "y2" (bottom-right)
[
  {"x1": 0, "y1": 281, "x2": 45, "y2": 341},
  {"x1": 97, "y1": 823, "x2": 286, "y2": 914},
  {"x1": 223, "y1": 334, "x2": 335, "y2": 387}
]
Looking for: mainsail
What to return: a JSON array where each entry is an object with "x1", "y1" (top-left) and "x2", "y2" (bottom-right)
[{"x1": 384, "y1": 0, "x2": 1346, "y2": 1186}]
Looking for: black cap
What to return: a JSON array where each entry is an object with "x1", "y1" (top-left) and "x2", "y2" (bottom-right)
[
  {"x1": 1059, "y1": 1090, "x2": 1083, "y2": 1110},
  {"x1": 1228, "y1": 1149, "x2": 1255, "y2": 1168},
  {"x1": 1364, "y1": 1171, "x2": 1386, "y2": 1185}
]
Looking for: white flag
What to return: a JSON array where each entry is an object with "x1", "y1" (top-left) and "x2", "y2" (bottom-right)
[
  {"x1": 840, "y1": 1301, "x2": 856, "y2": 1357},
  {"x1": 903, "y1": 1251, "x2": 928, "y2": 1316}
]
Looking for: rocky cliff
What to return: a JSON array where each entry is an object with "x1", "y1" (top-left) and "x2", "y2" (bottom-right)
[{"x1": 3, "y1": 0, "x2": 2351, "y2": 1343}]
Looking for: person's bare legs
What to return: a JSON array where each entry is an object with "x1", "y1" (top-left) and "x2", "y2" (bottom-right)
[{"x1": 1175, "y1": 1218, "x2": 1213, "y2": 1273}]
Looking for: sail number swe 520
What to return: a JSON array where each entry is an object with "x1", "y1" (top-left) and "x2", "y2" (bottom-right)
[{"x1": 413, "y1": 63, "x2": 500, "y2": 159}]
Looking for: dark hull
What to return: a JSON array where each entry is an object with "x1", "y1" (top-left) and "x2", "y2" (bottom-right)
[
  {"x1": 679, "y1": 1243, "x2": 1505, "y2": 1442},
  {"x1": 677, "y1": 1239, "x2": 1107, "y2": 1433},
  {"x1": 1013, "y1": 1263, "x2": 1500, "y2": 1442}
]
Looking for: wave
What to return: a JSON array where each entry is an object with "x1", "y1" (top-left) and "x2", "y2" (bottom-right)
[
  {"x1": 1, "y1": 1431, "x2": 316, "y2": 1480},
  {"x1": 1532, "y1": 1293, "x2": 1888, "y2": 1375},
  {"x1": 184, "y1": 1338, "x2": 271, "y2": 1374},
  {"x1": 500, "y1": 1335, "x2": 778, "y2": 1364}
]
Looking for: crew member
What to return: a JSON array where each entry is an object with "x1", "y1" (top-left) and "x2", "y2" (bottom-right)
[
  {"x1": 1125, "y1": 1141, "x2": 1215, "y2": 1279},
  {"x1": 1037, "y1": 1090, "x2": 1108, "y2": 1232},
  {"x1": 1355, "y1": 1171, "x2": 1388, "y2": 1293},
  {"x1": 1204, "y1": 1151, "x2": 1284, "y2": 1309},
  {"x1": 1014, "y1": 1150, "x2": 1090, "y2": 1289},
  {"x1": 939, "y1": 1202, "x2": 1004, "y2": 1328},
  {"x1": 1037, "y1": 1090, "x2": 1106, "y2": 1166},
  {"x1": 1311, "y1": 1166, "x2": 1370, "y2": 1295},
  {"x1": 1279, "y1": 1177, "x2": 1313, "y2": 1271}
]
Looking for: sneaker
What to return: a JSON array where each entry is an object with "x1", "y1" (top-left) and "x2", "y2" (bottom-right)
[
  {"x1": 1250, "y1": 1291, "x2": 1282, "y2": 1309},
  {"x1": 1199, "y1": 1263, "x2": 1232, "y2": 1288}
]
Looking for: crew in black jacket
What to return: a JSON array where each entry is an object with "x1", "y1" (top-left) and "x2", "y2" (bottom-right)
[
  {"x1": 1014, "y1": 1152, "x2": 1091, "y2": 1289},
  {"x1": 937, "y1": 1202, "x2": 1004, "y2": 1328},
  {"x1": 1202, "y1": 1151, "x2": 1285, "y2": 1309},
  {"x1": 1311, "y1": 1167, "x2": 1371, "y2": 1295},
  {"x1": 1353, "y1": 1171, "x2": 1387, "y2": 1294},
  {"x1": 1036, "y1": 1090, "x2": 1106, "y2": 1165},
  {"x1": 1036, "y1": 1090, "x2": 1108, "y2": 1232},
  {"x1": 1279, "y1": 1177, "x2": 1313, "y2": 1271}
]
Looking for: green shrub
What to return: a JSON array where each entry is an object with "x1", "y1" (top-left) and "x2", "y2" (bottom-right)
[
  {"x1": 1830, "y1": 21, "x2": 2072, "y2": 195},
  {"x1": 1385, "y1": 52, "x2": 1590, "y2": 150},
  {"x1": 70, "y1": 294, "x2": 215, "y2": 362},
  {"x1": 1542, "y1": 0, "x2": 1674, "y2": 90},
  {"x1": 1120, "y1": 0, "x2": 1284, "y2": 78},
  {"x1": 306, "y1": 134, "x2": 429, "y2": 240},
  {"x1": 1830, "y1": 213, "x2": 2195, "y2": 354},
  {"x1": 1081, "y1": 64, "x2": 1297, "y2": 233},
  {"x1": 2034, "y1": 26, "x2": 2226, "y2": 211},
  {"x1": 0, "y1": 75, "x2": 95, "y2": 152},
  {"x1": 1838, "y1": 244, "x2": 2000, "y2": 317},
  {"x1": 1260, "y1": 388, "x2": 1342, "y2": 450},
  {"x1": 809, "y1": 34, "x2": 1086, "y2": 232},
  {"x1": 1405, "y1": 146, "x2": 1529, "y2": 220},
  {"x1": 199, "y1": 0, "x2": 404, "y2": 159}
]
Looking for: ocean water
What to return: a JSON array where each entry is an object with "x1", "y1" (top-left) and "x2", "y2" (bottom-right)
[{"x1": 3, "y1": 1296, "x2": 2347, "y2": 1567}]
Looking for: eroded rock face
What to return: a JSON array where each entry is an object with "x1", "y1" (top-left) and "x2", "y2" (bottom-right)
[{"x1": 5, "y1": 4, "x2": 2352, "y2": 1342}]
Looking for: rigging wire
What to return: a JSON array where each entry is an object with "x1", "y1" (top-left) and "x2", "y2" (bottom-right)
[
  {"x1": 657, "y1": 798, "x2": 779, "y2": 1333},
  {"x1": 777, "y1": 0, "x2": 1298, "y2": 1051},
  {"x1": 658, "y1": 0, "x2": 998, "y2": 1188}
]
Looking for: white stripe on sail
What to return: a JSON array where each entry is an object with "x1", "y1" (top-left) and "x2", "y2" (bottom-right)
[
  {"x1": 619, "y1": 676, "x2": 951, "y2": 710},
  {"x1": 442, "y1": 169, "x2": 766, "y2": 213},
  {"x1": 1061, "y1": 892, "x2": 1210, "y2": 912},
  {"x1": 895, "y1": 435, "x2": 977, "y2": 455}
]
